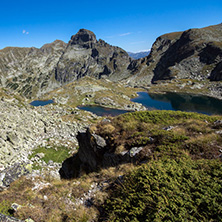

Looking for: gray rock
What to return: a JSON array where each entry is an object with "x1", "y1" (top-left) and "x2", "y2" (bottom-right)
[
  {"x1": 0, "y1": 98, "x2": 84, "y2": 169},
  {"x1": 11, "y1": 203, "x2": 22, "y2": 212},
  {"x1": 0, "y1": 214, "x2": 24, "y2": 222},
  {"x1": 129, "y1": 147, "x2": 144, "y2": 157},
  {"x1": 0, "y1": 163, "x2": 31, "y2": 187}
]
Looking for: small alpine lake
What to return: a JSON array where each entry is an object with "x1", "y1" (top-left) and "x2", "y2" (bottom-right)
[
  {"x1": 30, "y1": 100, "x2": 54, "y2": 106},
  {"x1": 78, "y1": 105, "x2": 130, "y2": 116}
]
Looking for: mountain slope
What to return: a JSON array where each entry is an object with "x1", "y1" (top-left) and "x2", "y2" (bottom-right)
[
  {"x1": 126, "y1": 24, "x2": 222, "y2": 86},
  {"x1": 0, "y1": 40, "x2": 67, "y2": 98},
  {"x1": 55, "y1": 29, "x2": 131, "y2": 84},
  {"x1": 0, "y1": 29, "x2": 131, "y2": 98}
]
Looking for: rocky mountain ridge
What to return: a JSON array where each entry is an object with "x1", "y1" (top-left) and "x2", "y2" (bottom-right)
[
  {"x1": 0, "y1": 40, "x2": 67, "y2": 98},
  {"x1": 126, "y1": 23, "x2": 222, "y2": 87},
  {"x1": 1, "y1": 24, "x2": 222, "y2": 100},
  {"x1": 0, "y1": 29, "x2": 131, "y2": 99},
  {"x1": 55, "y1": 29, "x2": 131, "y2": 84}
]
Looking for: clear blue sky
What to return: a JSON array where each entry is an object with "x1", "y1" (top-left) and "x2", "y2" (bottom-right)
[{"x1": 0, "y1": 0, "x2": 222, "y2": 52}]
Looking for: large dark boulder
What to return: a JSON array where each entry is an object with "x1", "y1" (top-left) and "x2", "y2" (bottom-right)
[{"x1": 60, "y1": 128, "x2": 145, "y2": 178}]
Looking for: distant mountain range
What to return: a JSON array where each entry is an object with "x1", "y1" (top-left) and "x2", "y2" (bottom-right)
[
  {"x1": 1, "y1": 24, "x2": 222, "y2": 99},
  {"x1": 127, "y1": 51, "x2": 150, "y2": 59}
]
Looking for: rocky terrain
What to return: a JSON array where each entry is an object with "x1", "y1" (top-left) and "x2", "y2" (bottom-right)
[
  {"x1": 0, "y1": 96, "x2": 84, "y2": 169},
  {"x1": 40, "y1": 76, "x2": 146, "y2": 111},
  {"x1": 126, "y1": 23, "x2": 222, "y2": 91},
  {"x1": 0, "y1": 29, "x2": 131, "y2": 99},
  {"x1": 0, "y1": 23, "x2": 222, "y2": 221}
]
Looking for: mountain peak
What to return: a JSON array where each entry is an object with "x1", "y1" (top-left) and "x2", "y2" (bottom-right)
[{"x1": 70, "y1": 29, "x2": 97, "y2": 48}]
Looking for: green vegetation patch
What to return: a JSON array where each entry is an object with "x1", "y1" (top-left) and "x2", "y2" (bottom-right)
[
  {"x1": 0, "y1": 200, "x2": 13, "y2": 216},
  {"x1": 29, "y1": 145, "x2": 71, "y2": 164},
  {"x1": 95, "y1": 110, "x2": 221, "y2": 159},
  {"x1": 117, "y1": 110, "x2": 217, "y2": 125},
  {"x1": 104, "y1": 157, "x2": 222, "y2": 221}
]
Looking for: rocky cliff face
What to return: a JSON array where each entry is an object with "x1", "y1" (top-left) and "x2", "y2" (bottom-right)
[
  {"x1": 126, "y1": 23, "x2": 222, "y2": 86},
  {"x1": 0, "y1": 29, "x2": 131, "y2": 98},
  {"x1": 55, "y1": 29, "x2": 131, "y2": 83},
  {"x1": 0, "y1": 40, "x2": 67, "y2": 98}
]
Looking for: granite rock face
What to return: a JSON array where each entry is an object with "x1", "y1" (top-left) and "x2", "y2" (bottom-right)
[
  {"x1": 60, "y1": 128, "x2": 145, "y2": 178},
  {"x1": 0, "y1": 97, "x2": 83, "y2": 169},
  {"x1": 0, "y1": 40, "x2": 67, "y2": 98},
  {"x1": 0, "y1": 29, "x2": 131, "y2": 98},
  {"x1": 126, "y1": 23, "x2": 222, "y2": 86},
  {"x1": 55, "y1": 29, "x2": 131, "y2": 83}
]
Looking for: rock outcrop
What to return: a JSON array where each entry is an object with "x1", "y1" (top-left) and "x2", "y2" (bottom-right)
[
  {"x1": 0, "y1": 40, "x2": 67, "y2": 98},
  {"x1": 0, "y1": 96, "x2": 83, "y2": 169},
  {"x1": 126, "y1": 23, "x2": 222, "y2": 86},
  {"x1": 0, "y1": 214, "x2": 24, "y2": 222},
  {"x1": 60, "y1": 128, "x2": 145, "y2": 178},
  {"x1": 55, "y1": 29, "x2": 131, "y2": 83},
  {"x1": 0, "y1": 29, "x2": 131, "y2": 98}
]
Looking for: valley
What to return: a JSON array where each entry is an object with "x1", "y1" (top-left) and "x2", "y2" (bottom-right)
[{"x1": 0, "y1": 23, "x2": 222, "y2": 221}]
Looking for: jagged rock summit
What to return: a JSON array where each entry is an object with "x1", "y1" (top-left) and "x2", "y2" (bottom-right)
[
  {"x1": 0, "y1": 28, "x2": 131, "y2": 98},
  {"x1": 70, "y1": 29, "x2": 97, "y2": 48},
  {"x1": 55, "y1": 28, "x2": 131, "y2": 84}
]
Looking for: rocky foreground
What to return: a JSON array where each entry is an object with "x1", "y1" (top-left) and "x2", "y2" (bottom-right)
[
  {"x1": 0, "y1": 97, "x2": 84, "y2": 168},
  {"x1": 0, "y1": 110, "x2": 221, "y2": 221},
  {"x1": 0, "y1": 93, "x2": 90, "y2": 191}
]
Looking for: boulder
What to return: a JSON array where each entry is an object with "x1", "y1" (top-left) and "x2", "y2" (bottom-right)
[
  {"x1": 0, "y1": 163, "x2": 31, "y2": 187},
  {"x1": 60, "y1": 129, "x2": 145, "y2": 178},
  {"x1": 0, "y1": 213, "x2": 24, "y2": 222}
]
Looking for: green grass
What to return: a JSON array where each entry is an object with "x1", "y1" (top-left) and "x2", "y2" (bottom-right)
[
  {"x1": 116, "y1": 110, "x2": 217, "y2": 125},
  {"x1": 29, "y1": 145, "x2": 71, "y2": 164},
  {"x1": 0, "y1": 200, "x2": 13, "y2": 216},
  {"x1": 95, "y1": 110, "x2": 221, "y2": 160}
]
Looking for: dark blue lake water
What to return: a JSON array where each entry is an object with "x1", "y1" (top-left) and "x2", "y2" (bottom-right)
[
  {"x1": 30, "y1": 100, "x2": 54, "y2": 106},
  {"x1": 132, "y1": 92, "x2": 222, "y2": 115},
  {"x1": 79, "y1": 92, "x2": 222, "y2": 116},
  {"x1": 78, "y1": 105, "x2": 130, "y2": 116}
]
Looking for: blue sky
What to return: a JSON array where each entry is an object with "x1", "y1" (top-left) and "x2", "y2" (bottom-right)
[{"x1": 0, "y1": 0, "x2": 222, "y2": 52}]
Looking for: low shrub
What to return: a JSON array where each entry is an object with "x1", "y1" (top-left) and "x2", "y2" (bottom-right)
[{"x1": 103, "y1": 157, "x2": 222, "y2": 221}]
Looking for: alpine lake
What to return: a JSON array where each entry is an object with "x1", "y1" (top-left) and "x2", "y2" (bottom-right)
[
  {"x1": 30, "y1": 92, "x2": 222, "y2": 116},
  {"x1": 79, "y1": 92, "x2": 222, "y2": 116}
]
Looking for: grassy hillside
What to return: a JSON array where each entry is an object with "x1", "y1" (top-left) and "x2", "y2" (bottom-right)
[{"x1": 0, "y1": 110, "x2": 222, "y2": 221}]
